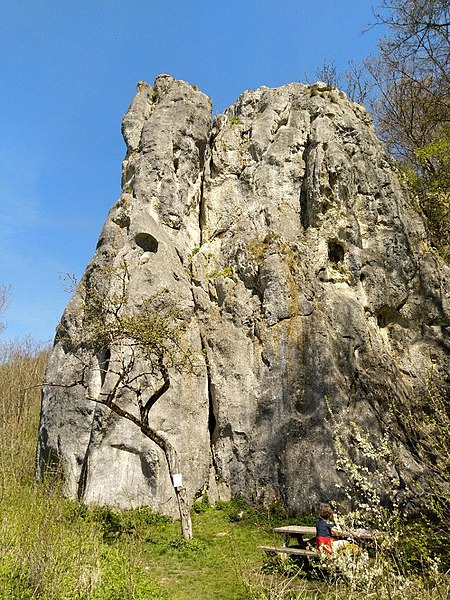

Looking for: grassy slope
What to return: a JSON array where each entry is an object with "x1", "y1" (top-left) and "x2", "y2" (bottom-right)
[
  {"x1": 146, "y1": 515, "x2": 255, "y2": 599},
  {"x1": 116, "y1": 508, "x2": 280, "y2": 599},
  {"x1": 2, "y1": 343, "x2": 449, "y2": 600},
  {"x1": 0, "y1": 343, "x2": 290, "y2": 599}
]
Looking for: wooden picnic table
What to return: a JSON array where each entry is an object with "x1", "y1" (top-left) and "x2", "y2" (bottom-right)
[
  {"x1": 273, "y1": 525, "x2": 372, "y2": 548},
  {"x1": 272, "y1": 525, "x2": 315, "y2": 549},
  {"x1": 257, "y1": 525, "x2": 372, "y2": 559}
]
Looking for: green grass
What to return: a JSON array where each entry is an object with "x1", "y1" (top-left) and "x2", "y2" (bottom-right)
[
  {"x1": 84, "y1": 498, "x2": 294, "y2": 599},
  {"x1": 0, "y1": 481, "x2": 288, "y2": 599},
  {"x1": 136, "y1": 507, "x2": 276, "y2": 599},
  {"x1": 0, "y1": 342, "x2": 298, "y2": 600}
]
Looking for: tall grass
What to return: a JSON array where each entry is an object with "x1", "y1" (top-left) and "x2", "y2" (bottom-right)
[
  {"x1": 0, "y1": 340, "x2": 165, "y2": 599},
  {"x1": 0, "y1": 339, "x2": 48, "y2": 488}
]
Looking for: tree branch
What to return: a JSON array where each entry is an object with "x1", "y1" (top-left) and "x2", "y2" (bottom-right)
[{"x1": 140, "y1": 359, "x2": 170, "y2": 427}]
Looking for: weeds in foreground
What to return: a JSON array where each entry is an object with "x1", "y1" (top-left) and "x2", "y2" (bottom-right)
[
  {"x1": 0, "y1": 342, "x2": 166, "y2": 599},
  {"x1": 244, "y1": 551, "x2": 450, "y2": 600},
  {"x1": 242, "y1": 571, "x2": 306, "y2": 600}
]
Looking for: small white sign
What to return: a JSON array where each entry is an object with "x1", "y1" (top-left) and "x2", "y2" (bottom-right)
[{"x1": 172, "y1": 473, "x2": 183, "y2": 488}]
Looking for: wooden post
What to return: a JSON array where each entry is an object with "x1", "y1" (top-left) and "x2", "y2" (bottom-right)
[
  {"x1": 162, "y1": 443, "x2": 193, "y2": 541},
  {"x1": 174, "y1": 484, "x2": 193, "y2": 540}
]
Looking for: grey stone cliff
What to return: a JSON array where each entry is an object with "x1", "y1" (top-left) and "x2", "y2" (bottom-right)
[{"x1": 37, "y1": 75, "x2": 450, "y2": 516}]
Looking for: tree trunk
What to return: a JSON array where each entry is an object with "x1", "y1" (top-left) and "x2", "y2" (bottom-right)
[
  {"x1": 140, "y1": 424, "x2": 193, "y2": 540},
  {"x1": 174, "y1": 485, "x2": 193, "y2": 540},
  {"x1": 88, "y1": 384, "x2": 194, "y2": 539}
]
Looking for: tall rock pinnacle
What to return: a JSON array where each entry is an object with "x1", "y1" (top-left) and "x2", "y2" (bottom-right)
[{"x1": 37, "y1": 75, "x2": 450, "y2": 516}]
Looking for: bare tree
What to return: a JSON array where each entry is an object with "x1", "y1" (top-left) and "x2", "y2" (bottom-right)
[
  {"x1": 374, "y1": 0, "x2": 450, "y2": 85},
  {"x1": 307, "y1": 59, "x2": 374, "y2": 105},
  {"x1": 312, "y1": 60, "x2": 342, "y2": 89},
  {"x1": 364, "y1": 57, "x2": 446, "y2": 166},
  {"x1": 343, "y1": 60, "x2": 375, "y2": 105},
  {"x1": 49, "y1": 263, "x2": 196, "y2": 539},
  {"x1": 0, "y1": 285, "x2": 11, "y2": 336},
  {"x1": 369, "y1": 0, "x2": 450, "y2": 162},
  {"x1": 365, "y1": 0, "x2": 450, "y2": 256}
]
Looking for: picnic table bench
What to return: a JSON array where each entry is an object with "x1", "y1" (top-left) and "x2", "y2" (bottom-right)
[
  {"x1": 257, "y1": 525, "x2": 372, "y2": 559},
  {"x1": 257, "y1": 526, "x2": 317, "y2": 558},
  {"x1": 257, "y1": 545, "x2": 317, "y2": 558}
]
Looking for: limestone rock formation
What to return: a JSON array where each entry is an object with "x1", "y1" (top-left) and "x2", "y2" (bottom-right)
[{"x1": 37, "y1": 75, "x2": 450, "y2": 516}]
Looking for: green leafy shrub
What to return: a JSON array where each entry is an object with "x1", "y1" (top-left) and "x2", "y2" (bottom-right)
[
  {"x1": 404, "y1": 130, "x2": 450, "y2": 262},
  {"x1": 208, "y1": 267, "x2": 234, "y2": 280},
  {"x1": 164, "y1": 538, "x2": 206, "y2": 555},
  {"x1": 193, "y1": 493, "x2": 211, "y2": 514},
  {"x1": 90, "y1": 505, "x2": 172, "y2": 541}
]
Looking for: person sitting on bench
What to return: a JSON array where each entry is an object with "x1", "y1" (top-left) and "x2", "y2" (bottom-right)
[
  {"x1": 316, "y1": 503, "x2": 361, "y2": 556},
  {"x1": 316, "y1": 503, "x2": 339, "y2": 554}
]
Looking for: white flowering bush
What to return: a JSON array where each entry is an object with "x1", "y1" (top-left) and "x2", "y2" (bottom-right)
[{"x1": 323, "y1": 396, "x2": 450, "y2": 599}]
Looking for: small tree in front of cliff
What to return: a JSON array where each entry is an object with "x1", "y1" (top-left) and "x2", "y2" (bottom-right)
[{"x1": 54, "y1": 263, "x2": 195, "y2": 540}]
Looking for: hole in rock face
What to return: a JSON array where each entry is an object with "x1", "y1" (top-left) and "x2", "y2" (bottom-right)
[
  {"x1": 377, "y1": 305, "x2": 398, "y2": 328},
  {"x1": 328, "y1": 241, "x2": 344, "y2": 263},
  {"x1": 135, "y1": 232, "x2": 158, "y2": 253}
]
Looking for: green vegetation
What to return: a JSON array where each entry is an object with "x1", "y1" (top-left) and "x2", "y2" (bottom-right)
[
  {"x1": 414, "y1": 132, "x2": 450, "y2": 262},
  {"x1": 0, "y1": 346, "x2": 286, "y2": 599},
  {"x1": 325, "y1": 382, "x2": 450, "y2": 598},
  {"x1": 229, "y1": 116, "x2": 243, "y2": 125},
  {"x1": 0, "y1": 332, "x2": 300, "y2": 599},
  {"x1": 246, "y1": 233, "x2": 301, "y2": 275},
  {"x1": 246, "y1": 232, "x2": 282, "y2": 265},
  {"x1": 2, "y1": 341, "x2": 449, "y2": 599},
  {"x1": 208, "y1": 266, "x2": 234, "y2": 280},
  {"x1": 190, "y1": 245, "x2": 200, "y2": 259}
]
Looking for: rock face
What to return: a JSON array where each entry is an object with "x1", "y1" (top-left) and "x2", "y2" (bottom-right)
[{"x1": 37, "y1": 75, "x2": 450, "y2": 516}]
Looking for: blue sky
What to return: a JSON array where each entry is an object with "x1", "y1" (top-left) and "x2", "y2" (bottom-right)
[{"x1": 0, "y1": 0, "x2": 384, "y2": 344}]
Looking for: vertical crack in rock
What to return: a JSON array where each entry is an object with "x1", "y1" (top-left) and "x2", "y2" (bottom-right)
[
  {"x1": 76, "y1": 406, "x2": 99, "y2": 501},
  {"x1": 299, "y1": 171, "x2": 309, "y2": 229},
  {"x1": 299, "y1": 131, "x2": 312, "y2": 229},
  {"x1": 200, "y1": 334, "x2": 220, "y2": 478},
  {"x1": 77, "y1": 454, "x2": 89, "y2": 501}
]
